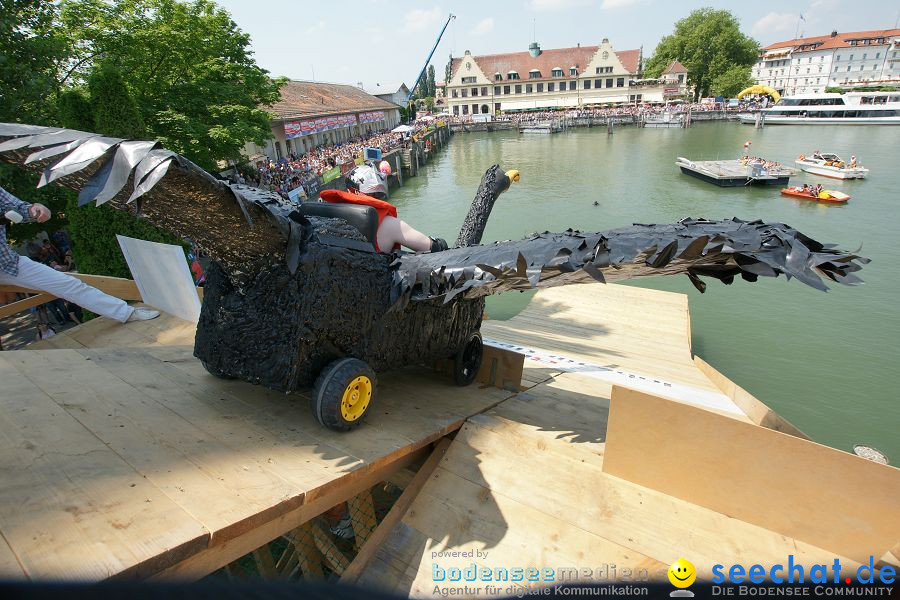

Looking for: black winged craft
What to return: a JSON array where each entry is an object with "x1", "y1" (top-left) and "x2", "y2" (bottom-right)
[{"x1": 0, "y1": 123, "x2": 868, "y2": 430}]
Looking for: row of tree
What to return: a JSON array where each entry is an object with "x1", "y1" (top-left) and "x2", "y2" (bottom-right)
[
  {"x1": 1, "y1": 0, "x2": 282, "y2": 277},
  {"x1": 643, "y1": 8, "x2": 759, "y2": 100}
]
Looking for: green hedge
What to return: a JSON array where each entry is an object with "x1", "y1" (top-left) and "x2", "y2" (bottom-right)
[{"x1": 65, "y1": 197, "x2": 185, "y2": 279}]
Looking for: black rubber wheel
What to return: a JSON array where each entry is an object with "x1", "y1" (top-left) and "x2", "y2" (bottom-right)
[
  {"x1": 453, "y1": 331, "x2": 483, "y2": 386},
  {"x1": 201, "y1": 360, "x2": 236, "y2": 380},
  {"x1": 312, "y1": 358, "x2": 377, "y2": 431}
]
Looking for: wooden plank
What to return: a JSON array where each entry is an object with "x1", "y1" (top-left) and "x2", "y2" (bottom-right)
[
  {"x1": 452, "y1": 418, "x2": 864, "y2": 574},
  {"x1": 434, "y1": 345, "x2": 525, "y2": 392},
  {"x1": 0, "y1": 532, "x2": 26, "y2": 580},
  {"x1": 287, "y1": 522, "x2": 325, "y2": 579},
  {"x1": 252, "y1": 547, "x2": 277, "y2": 579},
  {"x1": 0, "y1": 354, "x2": 209, "y2": 580},
  {"x1": 150, "y1": 444, "x2": 430, "y2": 580},
  {"x1": 603, "y1": 386, "x2": 900, "y2": 564},
  {"x1": 4, "y1": 348, "x2": 303, "y2": 546},
  {"x1": 693, "y1": 355, "x2": 809, "y2": 438},
  {"x1": 0, "y1": 293, "x2": 54, "y2": 319},
  {"x1": 312, "y1": 519, "x2": 350, "y2": 575},
  {"x1": 347, "y1": 490, "x2": 378, "y2": 551},
  {"x1": 342, "y1": 438, "x2": 451, "y2": 584},
  {"x1": 30, "y1": 311, "x2": 196, "y2": 350}
]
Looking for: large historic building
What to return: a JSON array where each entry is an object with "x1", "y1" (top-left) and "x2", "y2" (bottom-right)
[
  {"x1": 752, "y1": 29, "x2": 900, "y2": 96},
  {"x1": 244, "y1": 80, "x2": 401, "y2": 161},
  {"x1": 445, "y1": 39, "x2": 665, "y2": 114}
]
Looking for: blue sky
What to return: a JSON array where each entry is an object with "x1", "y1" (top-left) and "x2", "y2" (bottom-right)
[{"x1": 215, "y1": 0, "x2": 899, "y2": 88}]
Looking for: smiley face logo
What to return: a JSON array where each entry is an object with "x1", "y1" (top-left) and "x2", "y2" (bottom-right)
[{"x1": 668, "y1": 558, "x2": 696, "y2": 588}]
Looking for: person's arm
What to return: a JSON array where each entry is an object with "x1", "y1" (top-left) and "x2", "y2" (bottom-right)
[
  {"x1": 0, "y1": 185, "x2": 34, "y2": 222},
  {"x1": 0, "y1": 185, "x2": 50, "y2": 223}
]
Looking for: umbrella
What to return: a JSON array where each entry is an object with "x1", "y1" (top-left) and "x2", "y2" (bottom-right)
[{"x1": 391, "y1": 124, "x2": 414, "y2": 134}]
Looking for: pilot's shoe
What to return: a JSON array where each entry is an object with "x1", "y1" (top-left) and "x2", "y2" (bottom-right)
[{"x1": 127, "y1": 307, "x2": 161, "y2": 322}]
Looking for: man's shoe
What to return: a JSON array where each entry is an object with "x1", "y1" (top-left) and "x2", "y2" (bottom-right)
[{"x1": 127, "y1": 307, "x2": 160, "y2": 322}]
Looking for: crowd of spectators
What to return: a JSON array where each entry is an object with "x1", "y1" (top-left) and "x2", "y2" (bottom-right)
[
  {"x1": 443, "y1": 101, "x2": 754, "y2": 124},
  {"x1": 246, "y1": 124, "x2": 433, "y2": 201}
]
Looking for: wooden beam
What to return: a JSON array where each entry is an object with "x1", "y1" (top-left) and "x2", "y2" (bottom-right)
[
  {"x1": 693, "y1": 356, "x2": 808, "y2": 439},
  {"x1": 252, "y1": 547, "x2": 277, "y2": 579},
  {"x1": 0, "y1": 293, "x2": 54, "y2": 319},
  {"x1": 0, "y1": 274, "x2": 202, "y2": 318},
  {"x1": 311, "y1": 520, "x2": 350, "y2": 575},
  {"x1": 434, "y1": 345, "x2": 524, "y2": 392},
  {"x1": 347, "y1": 490, "x2": 377, "y2": 551},
  {"x1": 149, "y1": 444, "x2": 430, "y2": 580},
  {"x1": 341, "y1": 438, "x2": 451, "y2": 584},
  {"x1": 286, "y1": 522, "x2": 324, "y2": 580}
]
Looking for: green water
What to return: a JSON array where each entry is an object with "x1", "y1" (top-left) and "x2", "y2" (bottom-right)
[{"x1": 389, "y1": 122, "x2": 899, "y2": 460}]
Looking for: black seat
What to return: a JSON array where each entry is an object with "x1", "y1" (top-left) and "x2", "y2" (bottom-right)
[{"x1": 295, "y1": 202, "x2": 378, "y2": 248}]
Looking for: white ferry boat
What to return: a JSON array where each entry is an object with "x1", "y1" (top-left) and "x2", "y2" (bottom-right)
[{"x1": 739, "y1": 91, "x2": 900, "y2": 125}]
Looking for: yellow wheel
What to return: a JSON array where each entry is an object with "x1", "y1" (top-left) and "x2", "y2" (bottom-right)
[
  {"x1": 312, "y1": 358, "x2": 377, "y2": 431},
  {"x1": 340, "y1": 375, "x2": 373, "y2": 422}
]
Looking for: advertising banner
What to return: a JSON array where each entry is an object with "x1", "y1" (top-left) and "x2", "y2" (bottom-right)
[
  {"x1": 321, "y1": 166, "x2": 341, "y2": 183},
  {"x1": 284, "y1": 114, "x2": 358, "y2": 139},
  {"x1": 358, "y1": 111, "x2": 385, "y2": 124}
]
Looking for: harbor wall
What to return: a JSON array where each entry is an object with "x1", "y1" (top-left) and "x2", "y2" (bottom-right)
[{"x1": 449, "y1": 110, "x2": 739, "y2": 133}]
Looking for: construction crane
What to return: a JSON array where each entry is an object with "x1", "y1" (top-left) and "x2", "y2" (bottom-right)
[{"x1": 406, "y1": 13, "x2": 456, "y2": 109}]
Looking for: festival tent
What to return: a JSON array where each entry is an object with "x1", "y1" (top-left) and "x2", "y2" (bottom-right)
[{"x1": 391, "y1": 124, "x2": 414, "y2": 133}]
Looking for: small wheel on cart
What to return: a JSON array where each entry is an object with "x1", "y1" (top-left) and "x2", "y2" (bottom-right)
[
  {"x1": 312, "y1": 358, "x2": 377, "y2": 431},
  {"x1": 201, "y1": 360, "x2": 236, "y2": 380},
  {"x1": 453, "y1": 331, "x2": 483, "y2": 387}
]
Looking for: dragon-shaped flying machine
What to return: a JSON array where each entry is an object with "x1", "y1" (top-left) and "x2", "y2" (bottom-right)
[{"x1": 0, "y1": 123, "x2": 867, "y2": 430}]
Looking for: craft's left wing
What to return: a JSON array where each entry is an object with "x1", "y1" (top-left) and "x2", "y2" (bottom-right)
[{"x1": 0, "y1": 123, "x2": 291, "y2": 279}]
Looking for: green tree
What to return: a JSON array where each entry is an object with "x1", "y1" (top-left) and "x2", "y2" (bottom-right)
[
  {"x1": 57, "y1": 88, "x2": 94, "y2": 130},
  {"x1": 57, "y1": 0, "x2": 283, "y2": 170},
  {"x1": 0, "y1": 0, "x2": 67, "y2": 125},
  {"x1": 644, "y1": 8, "x2": 758, "y2": 100},
  {"x1": 445, "y1": 54, "x2": 452, "y2": 87},
  {"x1": 711, "y1": 64, "x2": 754, "y2": 98},
  {"x1": 88, "y1": 63, "x2": 146, "y2": 138},
  {"x1": 0, "y1": 1, "x2": 73, "y2": 241},
  {"x1": 427, "y1": 64, "x2": 437, "y2": 98}
]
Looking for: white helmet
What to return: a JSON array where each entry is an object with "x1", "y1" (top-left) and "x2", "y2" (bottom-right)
[{"x1": 346, "y1": 163, "x2": 389, "y2": 199}]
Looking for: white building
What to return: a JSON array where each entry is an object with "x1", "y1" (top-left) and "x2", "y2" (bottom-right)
[
  {"x1": 446, "y1": 39, "x2": 661, "y2": 115},
  {"x1": 753, "y1": 29, "x2": 900, "y2": 96},
  {"x1": 363, "y1": 83, "x2": 411, "y2": 107}
]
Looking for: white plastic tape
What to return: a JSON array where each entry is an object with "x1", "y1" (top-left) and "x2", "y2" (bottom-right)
[{"x1": 483, "y1": 337, "x2": 746, "y2": 417}]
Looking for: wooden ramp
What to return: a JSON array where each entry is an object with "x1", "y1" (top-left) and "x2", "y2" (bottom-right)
[
  {"x1": 352, "y1": 284, "x2": 900, "y2": 596},
  {"x1": 481, "y1": 283, "x2": 750, "y2": 419},
  {"x1": 0, "y1": 343, "x2": 515, "y2": 580}
]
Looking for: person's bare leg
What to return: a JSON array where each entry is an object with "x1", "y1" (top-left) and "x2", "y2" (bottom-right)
[{"x1": 377, "y1": 216, "x2": 433, "y2": 252}]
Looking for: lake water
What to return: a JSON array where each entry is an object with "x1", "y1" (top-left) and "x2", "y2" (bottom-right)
[{"x1": 389, "y1": 121, "x2": 899, "y2": 461}]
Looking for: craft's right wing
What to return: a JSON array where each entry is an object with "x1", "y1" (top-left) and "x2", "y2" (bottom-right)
[{"x1": 391, "y1": 217, "x2": 868, "y2": 305}]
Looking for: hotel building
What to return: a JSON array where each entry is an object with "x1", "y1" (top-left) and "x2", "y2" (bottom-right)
[
  {"x1": 752, "y1": 29, "x2": 900, "y2": 96},
  {"x1": 445, "y1": 39, "x2": 665, "y2": 115}
]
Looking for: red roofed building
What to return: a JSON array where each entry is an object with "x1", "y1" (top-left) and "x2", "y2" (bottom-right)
[
  {"x1": 446, "y1": 39, "x2": 661, "y2": 115},
  {"x1": 660, "y1": 60, "x2": 690, "y2": 99},
  {"x1": 752, "y1": 29, "x2": 900, "y2": 96}
]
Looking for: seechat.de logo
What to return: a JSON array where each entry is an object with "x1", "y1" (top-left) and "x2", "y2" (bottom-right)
[{"x1": 668, "y1": 558, "x2": 696, "y2": 597}]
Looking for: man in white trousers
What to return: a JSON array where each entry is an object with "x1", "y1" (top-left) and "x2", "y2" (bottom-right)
[{"x1": 1, "y1": 184, "x2": 159, "y2": 323}]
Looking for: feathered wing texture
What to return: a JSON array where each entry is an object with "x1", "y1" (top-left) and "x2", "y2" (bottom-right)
[
  {"x1": 393, "y1": 218, "x2": 868, "y2": 304},
  {"x1": 0, "y1": 123, "x2": 289, "y2": 281}
]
